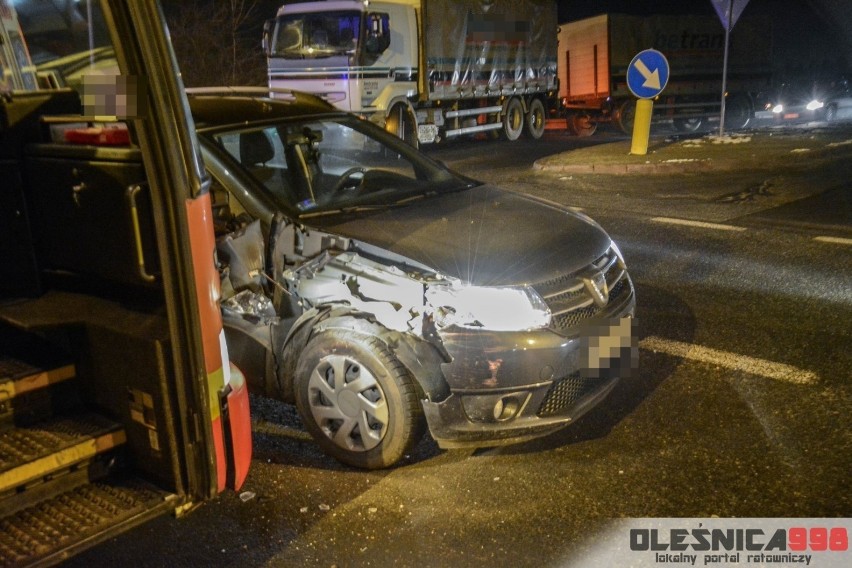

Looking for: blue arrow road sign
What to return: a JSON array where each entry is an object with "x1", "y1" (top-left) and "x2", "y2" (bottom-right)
[{"x1": 626, "y1": 49, "x2": 669, "y2": 99}]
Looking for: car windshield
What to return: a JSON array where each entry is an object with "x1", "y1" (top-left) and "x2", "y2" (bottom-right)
[
  {"x1": 208, "y1": 115, "x2": 473, "y2": 217},
  {"x1": 271, "y1": 11, "x2": 361, "y2": 58}
]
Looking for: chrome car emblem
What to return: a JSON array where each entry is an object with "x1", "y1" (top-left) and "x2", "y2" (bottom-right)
[{"x1": 583, "y1": 271, "x2": 609, "y2": 308}]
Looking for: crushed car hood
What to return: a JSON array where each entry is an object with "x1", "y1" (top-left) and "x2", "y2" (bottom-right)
[{"x1": 312, "y1": 184, "x2": 612, "y2": 286}]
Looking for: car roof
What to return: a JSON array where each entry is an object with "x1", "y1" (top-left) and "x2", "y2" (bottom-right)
[{"x1": 186, "y1": 87, "x2": 342, "y2": 130}]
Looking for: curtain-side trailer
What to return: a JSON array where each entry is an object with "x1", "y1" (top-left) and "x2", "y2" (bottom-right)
[{"x1": 557, "y1": 13, "x2": 772, "y2": 135}]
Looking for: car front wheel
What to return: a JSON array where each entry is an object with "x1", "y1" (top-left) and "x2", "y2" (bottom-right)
[{"x1": 294, "y1": 329, "x2": 425, "y2": 468}]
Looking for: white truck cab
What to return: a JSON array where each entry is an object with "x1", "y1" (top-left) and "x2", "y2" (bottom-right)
[
  {"x1": 264, "y1": 0, "x2": 558, "y2": 146},
  {"x1": 265, "y1": 0, "x2": 419, "y2": 115}
]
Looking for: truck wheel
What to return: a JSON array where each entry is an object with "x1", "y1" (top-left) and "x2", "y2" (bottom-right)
[
  {"x1": 525, "y1": 98, "x2": 546, "y2": 139},
  {"x1": 723, "y1": 95, "x2": 751, "y2": 130},
  {"x1": 615, "y1": 100, "x2": 635, "y2": 134},
  {"x1": 385, "y1": 103, "x2": 418, "y2": 148},
  {"x1": 503, "y1": 97, "x2": 524, "y2": 141},
  {"x1": 673, "y1": 117, "x2": 703, "y2": 132},
  {"x1": 568, "y1": 113, "x2": 597, "y2": 137},
  {"x1": 294, "y1": 329, "x2": 425, "y2": 469}
]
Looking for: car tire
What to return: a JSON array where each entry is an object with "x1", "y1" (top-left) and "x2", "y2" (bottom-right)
[
  {"x1": 525, "y1": 98, "x2": 546, "y2": 139},
  {"x1": 503, "y1": 97, "x2": 524, "y2": 141},
  {"x1": 294, "y1": 329, "x2": 425, "y2": 469}
]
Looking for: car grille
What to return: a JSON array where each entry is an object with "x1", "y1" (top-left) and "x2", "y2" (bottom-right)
[
  {"x1": 537, "y1": 373, "x2": 598, "y2": 417},
  {"x1": 533, "y1": 248, "x2": 631, "y2": 333}
]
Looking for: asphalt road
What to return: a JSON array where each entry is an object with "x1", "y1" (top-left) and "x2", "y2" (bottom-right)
[{"x1": 68, "y1": 123, "x2": 851, "y2": 567}]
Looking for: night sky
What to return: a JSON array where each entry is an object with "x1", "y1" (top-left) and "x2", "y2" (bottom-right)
[{"x1": 557, "y1": 0, "x2": 716, "y2": 21}]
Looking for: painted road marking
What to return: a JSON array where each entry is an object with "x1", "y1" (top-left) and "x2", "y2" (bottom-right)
[
  {"x1": 651, "y1": 217, "x2": 746, "y2": 232},
  {"x1": 814, "y1": 236, "x2": 852, "y2": 245},
  {"x1": 640, "y1": 336, "x2": 817, "y2": 385}
]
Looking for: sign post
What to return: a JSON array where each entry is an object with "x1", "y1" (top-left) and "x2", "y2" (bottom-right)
[
  {"x1": 626, "y1": 49, "x2": 669, "y2": 155},
  {"x1": 710, "y1": 0, "x2": 751, "y2": 136}
]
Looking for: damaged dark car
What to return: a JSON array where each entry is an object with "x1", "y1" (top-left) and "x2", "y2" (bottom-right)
[{"x1": 191, "y1": 88, "x2": 637, "y2": 468}]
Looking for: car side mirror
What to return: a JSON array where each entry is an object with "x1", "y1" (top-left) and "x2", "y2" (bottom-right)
[{"x1": 262, "y1": 19, "x2": 274, "y2": 56}]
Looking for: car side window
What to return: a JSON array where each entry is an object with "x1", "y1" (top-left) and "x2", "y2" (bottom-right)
[
  {"x1": 213, "y1": 118, "x2": 442, "y2": 213},
  {"x1": 216, "y1": 129, "x2": 298, "y2": 203}
]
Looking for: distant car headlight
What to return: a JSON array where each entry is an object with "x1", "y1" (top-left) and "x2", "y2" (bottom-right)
[
  {"x1": 772, "y1": 104, "x2": 783, "y2": 114},
  {"x1": 806, "y1": 99, "x2": 824, "y2": 111},
  {"x1": 426, "y1": 283, "x2": 551, "y2": 331}
]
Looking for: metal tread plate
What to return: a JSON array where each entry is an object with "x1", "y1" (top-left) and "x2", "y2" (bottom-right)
[
  {"x1": 0, "y1": 354, "x2": 75, "y2": 401},
  {"x1": 0, "y1": 414, "x2": 126, "y2": 493},
  {"x1": 0, "y1": 477, "x2": 176, "y2": 567}
]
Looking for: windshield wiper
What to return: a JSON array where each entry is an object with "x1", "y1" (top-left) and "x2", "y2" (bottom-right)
[
  {"x1": 300, "y1": 202, "x2": 405, "y2": 219},
  {"x1": 296, "y1": 186, "x2": 475, "y2": 220},
  {"x1": 299, "y1": 192, "x2": 434, "y2": 219}
]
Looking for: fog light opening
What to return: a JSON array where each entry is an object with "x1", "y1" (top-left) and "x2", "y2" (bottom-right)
[{"x1": 493, "y1": 396, "x2": 520, "y2": 421}]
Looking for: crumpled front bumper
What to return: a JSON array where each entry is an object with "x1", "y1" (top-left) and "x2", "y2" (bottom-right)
[
  {"x1": 422, "y1": 375, "x2": 621, "y2": 449},
  {"x1": 421, "y1": 297, "x2": 637, "y2": 449}
]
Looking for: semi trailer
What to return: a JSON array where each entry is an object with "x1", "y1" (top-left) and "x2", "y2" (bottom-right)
[{"x1": 557, "y1": 13, "x2": 772, "y2": 135}]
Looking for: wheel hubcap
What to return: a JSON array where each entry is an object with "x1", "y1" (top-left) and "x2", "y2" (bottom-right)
[
  {"x1": 511, "y1": 108, "x2": 522, "y2": 129},
  {"x1": 308, "y1": 355, "x2": 389, "y2": 452}
]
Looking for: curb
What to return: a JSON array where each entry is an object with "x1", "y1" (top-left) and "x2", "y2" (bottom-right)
[
  {"x1": 532, "y1": 133, "x2": 852, "y2": 175},
  {"x1": 532, "y1": 160, "x2": 724, "y2": 175}
]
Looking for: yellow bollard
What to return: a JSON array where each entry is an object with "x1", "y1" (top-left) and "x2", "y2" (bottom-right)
[{"x1": 630, "y1": 98, "x2": 654, "y2": 155}]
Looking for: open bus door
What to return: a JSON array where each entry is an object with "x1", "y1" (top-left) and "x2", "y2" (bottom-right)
[{"x1": 0, "y1": 1, "x2": 251, "y2": 564}]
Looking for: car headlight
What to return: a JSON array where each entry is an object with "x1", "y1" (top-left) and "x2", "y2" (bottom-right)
[
  {"x1": 806, "y1": 99, "x2": 824, "y2": 111},
  {"x1": 425, "y1": 283, "x2": 551, "y2": 331},
  {"x1": 772, "y1": 104, "x2": 783, "y2": 114}
]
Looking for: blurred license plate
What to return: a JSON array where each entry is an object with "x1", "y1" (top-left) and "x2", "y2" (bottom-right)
[{"x1": 579, "y1": 317, "x2": 638, "y2": 378}]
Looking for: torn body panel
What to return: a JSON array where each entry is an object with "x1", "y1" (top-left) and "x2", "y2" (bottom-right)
[
  {"x1": 289, "y1": 306, "x2": 451, "y2": 404},
  {"x1": 290, "y1": 251, "x2": 426, "y2": 333},
  {"x1": 223, "y1": 226, "x2": 460, "y2": 404}
]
